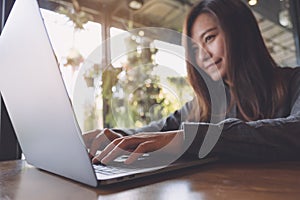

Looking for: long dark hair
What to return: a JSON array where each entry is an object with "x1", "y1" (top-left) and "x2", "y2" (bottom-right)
[{"x1": 183, "y1": 0, "x2": 287, "y2": 122}]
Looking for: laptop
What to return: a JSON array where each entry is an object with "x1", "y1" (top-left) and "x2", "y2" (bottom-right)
[{"x1": 0, "y1": 0, "x2": 217, "y2": 187}]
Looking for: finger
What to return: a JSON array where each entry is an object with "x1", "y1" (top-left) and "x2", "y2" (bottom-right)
[
  {"x1": 100, "y1": 146, "x2": 128, "y2": 165},
  {"x1": 98, "y1": 137, "x2": 143, "y2": 164},
  {"x1": 92, "y1": 138, "x2": 123, "y2": 164},
  {"x1": 125, "y1": 141, "x2": 156, "y2": 164},
  {"x1": 89, "y1": 128, "x2": 118, "y2": 157},
  {"x1": 89, "y1": 132, "x2": 110, "y2": 157},
  {"x1": 104, "y1": 129, "x2": 123, "y2": 141},
  {"x1": 99, "y1": 136, "x2": 143, "y2": 157},
  {"x1": 82, "y1": 129, "x2": 101, "y2": 148}
]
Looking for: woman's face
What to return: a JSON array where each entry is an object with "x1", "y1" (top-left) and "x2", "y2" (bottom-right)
[{"x1": 191, "y1": 12, "x2": 227, "y2": 81}]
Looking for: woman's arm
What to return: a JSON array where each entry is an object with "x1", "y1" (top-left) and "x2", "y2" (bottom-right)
[
  {"x1": 210, "y1": 114, "x2": 300, "y2": 161},
  {"x1": 197, "y1": 68, "x2": 300, "y2": 161}
]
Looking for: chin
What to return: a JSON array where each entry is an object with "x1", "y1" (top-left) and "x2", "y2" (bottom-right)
[
  {"x1": 209, "y1": 67, "x2": 226, "y2": 81},
  {"x1": 209, "y1": 73, "x2": 223, "y2": 81}
]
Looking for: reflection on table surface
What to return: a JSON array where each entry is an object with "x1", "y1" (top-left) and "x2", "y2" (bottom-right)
[{"x1": 1, "y1": 160, "x2": 300, "y2": 200}]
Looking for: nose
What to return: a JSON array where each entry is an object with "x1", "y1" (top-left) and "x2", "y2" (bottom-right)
[{"x1": 197, "y1": 46, "x2": 210, "y2": 62}]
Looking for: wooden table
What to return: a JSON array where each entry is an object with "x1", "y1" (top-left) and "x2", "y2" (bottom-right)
[{"x1": 1, "y1": 160, "x2": 300, "y2": 200}]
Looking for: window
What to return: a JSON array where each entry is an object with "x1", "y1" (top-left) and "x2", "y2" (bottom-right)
[
  {"x1": 248, "y1": 0, "x2": 298, "y2": 66},
  {"x1": 39, "y1": 0, "x2": 300, "y2": 131}
]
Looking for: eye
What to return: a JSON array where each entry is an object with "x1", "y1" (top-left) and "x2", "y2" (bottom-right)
[{"x1": 204, "y1": 35, "x2": 216, "y2": 43}]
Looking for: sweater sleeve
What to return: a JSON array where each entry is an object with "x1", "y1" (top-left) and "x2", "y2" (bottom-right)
[
  {"x1": 192, "y1": 68, "x2": 300, "y2": 161},
  {"x1": 211, "y1": 114, "x2": 300, "y2": 161}
]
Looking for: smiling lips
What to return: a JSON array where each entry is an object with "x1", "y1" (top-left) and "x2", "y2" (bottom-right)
[{"x1": 204, "y1": 59, "x2": 222, "y2": 69}]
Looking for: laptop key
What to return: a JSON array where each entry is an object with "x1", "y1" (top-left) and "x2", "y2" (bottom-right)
[{"x1": 93, "y1": 164, "x2": 133, "y2": 175}]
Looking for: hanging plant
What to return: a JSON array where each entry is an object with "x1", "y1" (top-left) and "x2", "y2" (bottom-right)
[
  {"x1": 83, "y1": 64, "x2": 101, "y2": 87},
  {"x1": 63, "y1": 47, "x2": 84, "y2": 68},
  {"x1": 56, "y1": 0, "x2": 93, "y2": 30},
  {"x1": 56, "y1": 0, "x2": 93, "y2": 69}
]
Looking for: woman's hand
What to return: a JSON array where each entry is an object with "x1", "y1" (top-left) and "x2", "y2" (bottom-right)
[
  {"x1": 93, "y1": 130, "x2": 184, "y2": 165},
  {"x1": 82, "y1": 128, "x2": 123, "y2": 159}
]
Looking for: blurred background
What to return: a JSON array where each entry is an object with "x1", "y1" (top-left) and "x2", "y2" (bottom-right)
[{"x1": 1, "y1": 0, "x2": 300, "y2": 160}]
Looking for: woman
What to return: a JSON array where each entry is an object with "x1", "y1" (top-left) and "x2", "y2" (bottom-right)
[{"x1": 84, "y1": 0, "x2": 300, "y2": 165}]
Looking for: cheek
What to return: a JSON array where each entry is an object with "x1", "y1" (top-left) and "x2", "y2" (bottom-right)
[
  {"x1": 193, "y1": 52, "x2": 203, "y2": 68},
  {"x1": 195, "y1": 58, "x2": 207, "y2": 71},
  {"x1": 212, "y1": 39, "x2": 225, "y2": 57}
]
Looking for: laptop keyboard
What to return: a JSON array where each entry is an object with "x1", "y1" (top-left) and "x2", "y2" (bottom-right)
[
  {"x1": 93, "y1": 164, "x2": 134, "y2": 175},
  {"x1": 92, "y1": 154, "x2": 152, "y2": 176}
]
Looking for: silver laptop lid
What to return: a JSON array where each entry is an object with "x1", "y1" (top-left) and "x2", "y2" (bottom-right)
[{"x1": 0, "y1": 0, "x2": 97, "y2": 187}]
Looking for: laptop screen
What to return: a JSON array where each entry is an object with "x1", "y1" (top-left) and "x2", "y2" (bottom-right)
[{"x1": 0, "y1": 0, "x2": 98, "y2": 187}]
